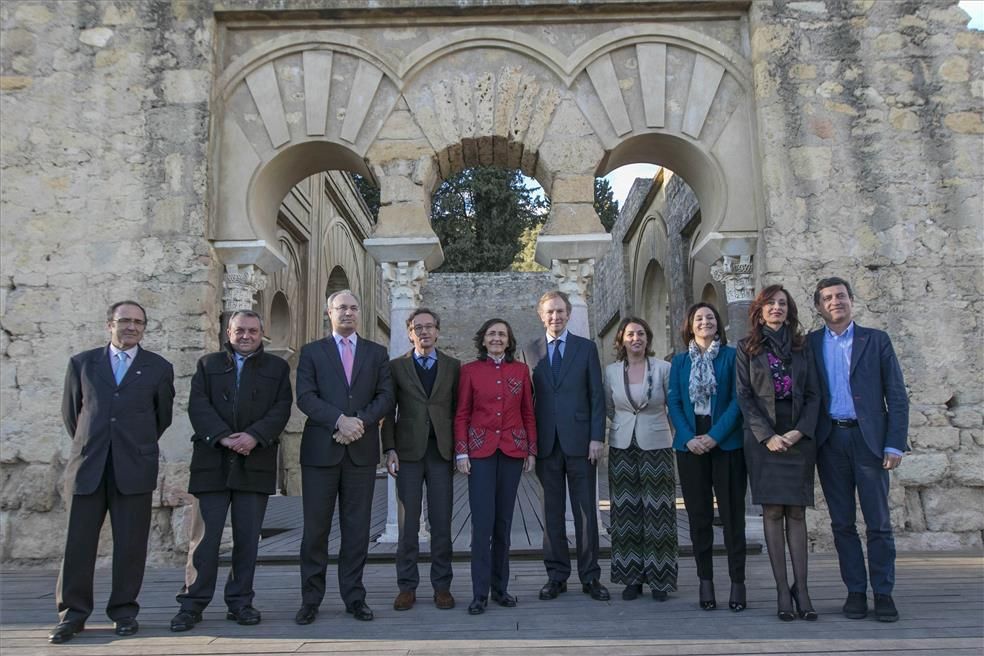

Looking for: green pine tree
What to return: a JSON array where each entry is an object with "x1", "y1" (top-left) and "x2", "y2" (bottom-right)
[{"x1": 594, "y1": 177, "x2": 620, "y2": 232}]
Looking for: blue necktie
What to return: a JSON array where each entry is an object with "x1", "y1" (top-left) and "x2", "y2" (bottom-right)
[
  {"x1": 550, "y1": 339, "x2": 563, "y2": 380},
  {"x1": 114, "y1": 352, "x2": 129, "y2": 385}
]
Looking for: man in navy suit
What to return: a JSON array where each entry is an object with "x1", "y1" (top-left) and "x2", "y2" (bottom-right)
[
  {"x1": 810, "y1": 277, "x2": 908, "y2": 623},
  {"x1": 294, "y1": 290, "x2": 394, "y2": 625},
  {"x1": 52, "y1": 301, "x2": 175, "y2": 644},
  {"x1": 524, "y1": 290, "x2": 609, "y2": 602}
]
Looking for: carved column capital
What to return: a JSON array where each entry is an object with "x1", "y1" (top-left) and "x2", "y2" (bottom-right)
[
  {"x1": 711, "y1": 255, "x2": 755, "y2": 304},
  {"x1": 551, "y1": 258, "x2": 595, "y2": 304},
  {"x1": 222, "y1": 264, "x2": 267, "y2": 312},
  {"x1": 381, "y1": 260, "x2": 427, "y2": 309}
]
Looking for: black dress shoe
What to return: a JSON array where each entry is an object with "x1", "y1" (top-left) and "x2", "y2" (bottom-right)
[
  {"x1": 346, "y1": 599, "x2": 374, "y2": 621},
  {"x1": 114, "y1": 617, "x2": 139, "y2": 637},
  {"x1": 581, "y1": 580, "x2": 610, "y2": 601},
  {"x1": 170, "y1": 609, "x2": 202, "y2": 632},
  {"x1": 294, "y1": 604, "x2": 319, "y2": 625},
  {"x1": 538, "y1": 580, "x2": 567, "y2": 600},
  {"x1": 843, "y1": 591, "x2": 868, "y2": 619},
  {"x1": 791, "y1": 583, "x2": 817, "y2": 621},
  {"x1": 490, "y1": 590, "x2": 517, "y2": 607},
  {"x1": 874, "y1": 594, "x2": 899, "y2": 623},
  {"x1": 622, "y1": 584, "x2": 643, "y2": 601},
  {"x1": 226, "y1": 605, "x2": 262, "y2": 625},
  {"x1": 468, "y1": 596, "x2": 488, "y2": 615},
  {"x1": 651, "y1": 589, "x2": 668, "y2": 602},
  {"x1": 49, "y1": 620, "x2": 85, "y2": 644}
]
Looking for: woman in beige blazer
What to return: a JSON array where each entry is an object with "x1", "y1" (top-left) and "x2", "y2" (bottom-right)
[{"x1": 604, "y1": 317, "x2": 677, "y2": 601}]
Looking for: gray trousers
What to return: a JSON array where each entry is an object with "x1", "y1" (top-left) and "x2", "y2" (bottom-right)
[
  {"x1": 396, "y1": 439, "x2": 454, "y2": 593},
  {"x1": 176, "y1": 489, "x2": 269, "y2": 612}
]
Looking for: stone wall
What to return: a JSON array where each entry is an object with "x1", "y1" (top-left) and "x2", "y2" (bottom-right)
[
  {"x1": 0, "y1": 0, "x2": 219, "y2": 565},
  {"x1": 421, "y1": 272, "x2": 556, "y2": 363},
  {"x1": 748, "y1": 1, "x2": 983, "y2": 550}
]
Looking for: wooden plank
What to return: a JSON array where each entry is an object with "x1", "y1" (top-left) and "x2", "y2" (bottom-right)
[{"x1": 2, "y1": 555, "x2": 981, "y2": 656}]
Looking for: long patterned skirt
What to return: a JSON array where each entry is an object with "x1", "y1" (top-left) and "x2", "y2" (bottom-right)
[{"x1": 609, "y1": 444, "x2": 678, "y2": 591}]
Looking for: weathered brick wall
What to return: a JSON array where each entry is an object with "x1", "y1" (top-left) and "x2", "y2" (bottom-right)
[
  {"x1": 1, "y1": 0, "x2": 219, "y2": 565},
  {"x1": 749, "y1": 1, "x2": 983, "y2": 549}
]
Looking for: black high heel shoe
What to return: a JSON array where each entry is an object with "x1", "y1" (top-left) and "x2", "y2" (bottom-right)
[
  {"x1": 698, "y1": 579, "x2": 716, "y2": 610},
  {"x1": 791, "y1": 583, "x2": 818, "y2": 621},
  {"x1": 777, "y1": 589, "x2": 795, "y2": 622},
  {"x1": 728, "y1": 582, "x2": 746, "y2": 612}
]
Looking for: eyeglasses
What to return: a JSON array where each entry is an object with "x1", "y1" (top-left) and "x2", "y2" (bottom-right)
[
  {"x1": 412, "y1": 324, "x2": 437, "y2": 334},
  {"x1": 113, "y1": 318, "x2": 146, "y2": 327}
]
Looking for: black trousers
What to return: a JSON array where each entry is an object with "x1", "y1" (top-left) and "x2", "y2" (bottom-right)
[
  {"x1": 299, "y1": 452, "x2": 375, "y2": 607},
  {"x1": 56, "y1": 455, "x2": 152, "y2": 623},
  {"x1": 536, "y1": 441, "x2": 601, "y2": 584},
  {"x1": 396, "y1": 439, "x2": 454, "y2": 593},
  {"x1": 676, "y1": 447, "x2": 747, "y2": 583},
  {"x1": 176, "y1": 489, "x2": 269, "y2": 612},
  {"x1": 468, "y1": 451, "x2": 523, "y2": 598}
]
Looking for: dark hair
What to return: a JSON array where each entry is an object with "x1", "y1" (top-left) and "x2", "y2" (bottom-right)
[
  {"x1": 680, "y1": 302, "x2": 727, "y2": 347},
  {"x1": 743, "y1": 284, "x2": 805, "y2": 356},
  {"x1": 613, "y1": 317, "x2": 655, "y2": 361},
  {"x1": 538, "y1": 290, "x2": 572, "y2": 314},
  {"x1": 813, "y1": 276, "x2": 854, "y2": 306},
  {"x1": 229, "y1": 309, "x2": 264, "y2": 331},
  {"x1": 473, "y1": 318, "x2": 517, "y2": 362},
  {"x1": 406, "y1": 307, "x2": 441, "y2": 330},
  {"x1": 106, "y1": 300, "x2": 147, "y2": 324}
]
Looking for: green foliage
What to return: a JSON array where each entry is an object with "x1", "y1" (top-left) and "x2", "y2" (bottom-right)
[
  {"x1": 431, "y1": 167, "x2": 550, "y2": 272},
  {"x1": 510, "y1": 224, "x2": 548, "y2": 272},
  {"x1": 594, "y1": 177, "x2": 620, "y2": 232},
  {"x1": 352, "y1": 174, "x2": 380, "y2": 220}
]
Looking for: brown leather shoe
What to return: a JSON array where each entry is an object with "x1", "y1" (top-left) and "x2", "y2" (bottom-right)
[
  {"x1": 393, "y1": 590, "x2": 416, "y2": 611},
  {"x1": 434, "y1": 589, "x2": 455, "y2": 609}
]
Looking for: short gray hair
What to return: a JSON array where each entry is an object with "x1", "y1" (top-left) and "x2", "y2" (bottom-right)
[
  {"x1": 228, "y1": 309, "x2": 264, "y2": 331},
  {"x1": 326, "y1": 289, "x2": 361, "y2": 310}
]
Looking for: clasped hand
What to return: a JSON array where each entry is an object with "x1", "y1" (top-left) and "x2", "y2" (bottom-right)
[
  {"x1": 220, "y1": 432, "x2": 258, "y2": 455},
  {"x1": 687, "y1": 434, "x2": 718, "y2": 455},
  {"x1": 334, "y1": 416, "x2": 365, "y2": 444},
  {"x1": 766, "y1": 430, "x2": 802, "y2": 453}
]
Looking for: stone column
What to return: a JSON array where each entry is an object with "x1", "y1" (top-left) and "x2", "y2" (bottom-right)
[
  {"x1": 710, "y1": 254, "x2": 761, "y2": 527},
  {"x1": 376, "y1": 259, "x2": 428, "y2": 543},
  {"x1": 222, "y1": 263, "x2": 268, "y2": 312},
  {"x1": 710, "y1": 254, "x2": 755, "y2": 343}
]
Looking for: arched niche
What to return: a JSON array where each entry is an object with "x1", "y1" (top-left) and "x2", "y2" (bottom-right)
[
  {"x1": 640, "y1": 259, "x2": 671, "y2": 360},
  {"x1": 268, "y1": 291, "x2": 292, "y2": 347}
]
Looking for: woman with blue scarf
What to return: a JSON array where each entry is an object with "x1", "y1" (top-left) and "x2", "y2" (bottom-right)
[{"x1": 668, "y1": 303, "x2": 746, "y2": 612}]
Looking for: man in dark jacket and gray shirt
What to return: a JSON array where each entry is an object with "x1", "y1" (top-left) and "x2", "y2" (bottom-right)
[{"x1": 170, "y1": 310, "x2": 292, "y2": 632}]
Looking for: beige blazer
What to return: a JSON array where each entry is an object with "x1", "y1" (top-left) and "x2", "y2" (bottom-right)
[{"x1": 604, "y1": 358, "x2": 672, "y2": 450}]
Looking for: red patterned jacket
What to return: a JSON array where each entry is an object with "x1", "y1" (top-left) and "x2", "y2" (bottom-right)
[{"x1": 454, "y1": 358, "x2": 537, "y2": 460}]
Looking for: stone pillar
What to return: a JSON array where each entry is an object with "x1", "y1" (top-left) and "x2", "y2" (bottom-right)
[
  {"x1": 710, "y1": 254, "x2": 755, "y2": 343},
  {"x1": 374, "y1": 259, "x2": 428, "y2": 543},
  {"x1": 710, "y1": 254, "x2": 760, "y2": 528},
  {"x1": 550, "y1": 258, "x2": 595, "y2": 337}
]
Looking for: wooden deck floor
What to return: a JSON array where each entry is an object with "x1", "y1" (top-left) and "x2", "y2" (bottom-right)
[
  {"x1": 253, "y1": 471, "x2": 755, "y2": 561},
  {"x1": 2, "y1": 553, "x2": 981, "y2": 655}
]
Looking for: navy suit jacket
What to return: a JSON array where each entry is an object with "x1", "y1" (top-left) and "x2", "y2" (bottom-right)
[
  {"x1": 524, "y1": 333, "x2": 605, "y2": 458},
  {"x1": 62, "y1": 345, "x2": 175, "y2": 495},
  {"x1": 296, "y1": 335, "x2": 394, "y2": 467},
  {"x1": 809, "y1": 324, "x2": 909, "y2": 459}
]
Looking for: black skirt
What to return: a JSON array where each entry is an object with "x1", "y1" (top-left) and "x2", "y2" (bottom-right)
[{"x1": 745, "y1": 399, "x2": 816, "y2": 506}]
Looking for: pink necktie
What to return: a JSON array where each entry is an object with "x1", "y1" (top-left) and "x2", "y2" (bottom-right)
[{"x1": 341, "y1": 337, "x2": 354, "y2": 384}]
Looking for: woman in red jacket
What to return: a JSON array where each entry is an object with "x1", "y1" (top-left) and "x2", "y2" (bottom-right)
[{"x1": 455, "y1": 318, "x2": 537, "y2": 615}]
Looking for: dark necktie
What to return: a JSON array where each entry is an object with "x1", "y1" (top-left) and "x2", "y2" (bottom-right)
[{"x1": 550, "y1": 339, "x2": 563, "y2": 380}]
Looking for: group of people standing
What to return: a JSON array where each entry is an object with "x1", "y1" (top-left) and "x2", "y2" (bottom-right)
[{"x1": 48, "y1": 275, "x2": 908, "y2": 645}]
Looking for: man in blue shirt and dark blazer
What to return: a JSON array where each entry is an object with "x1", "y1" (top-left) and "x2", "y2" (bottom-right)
[
  {"x1": 524, "y1": 290, "x2": 609, "y2": 602},
  {"x1": 810, "y1": 277, "x2": 908, "y2": 623},
  {"x1": 52, "y1": 301, "x2": 174, "y2": 644}
]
